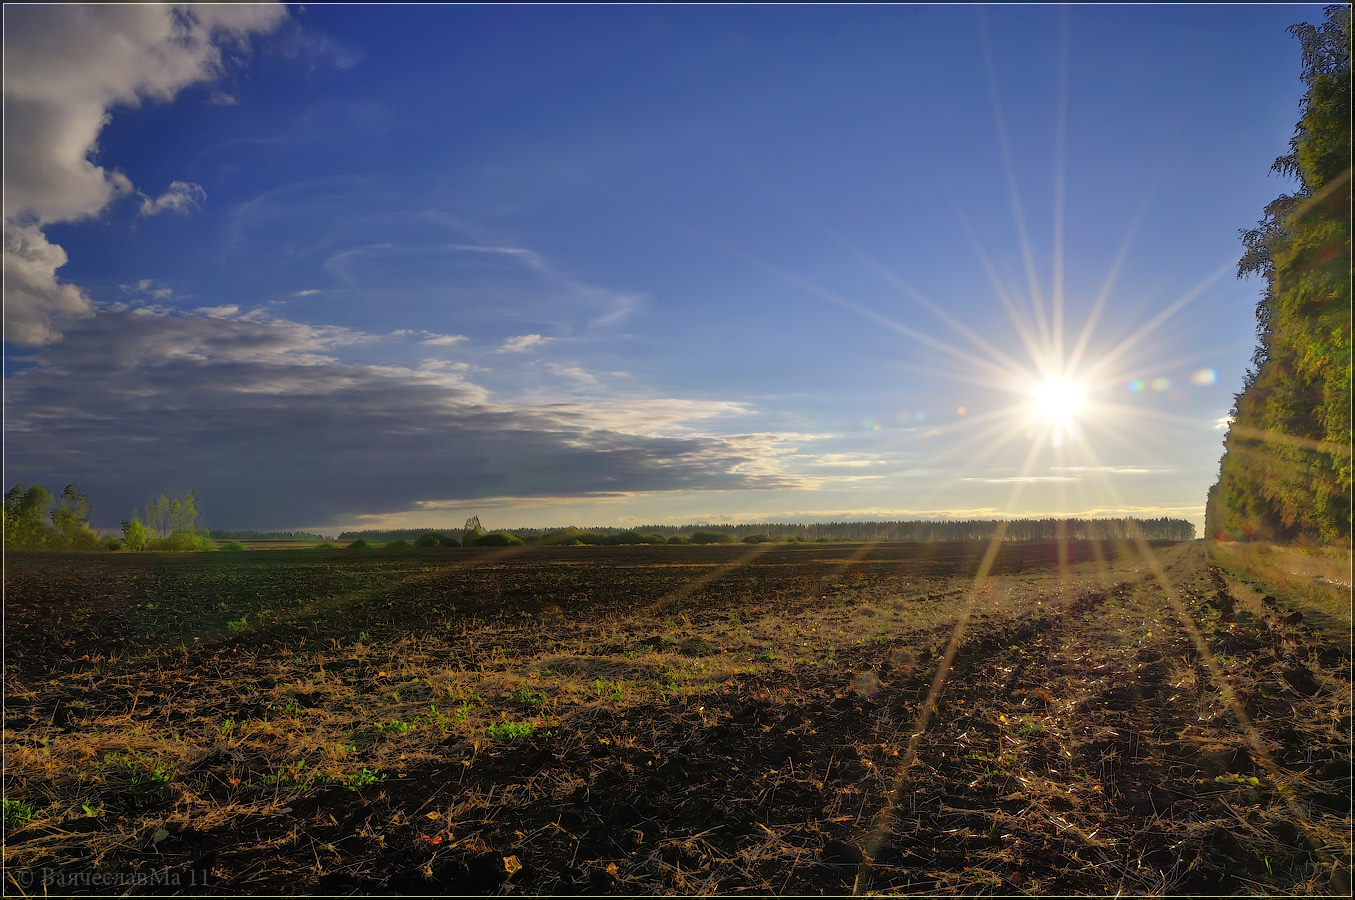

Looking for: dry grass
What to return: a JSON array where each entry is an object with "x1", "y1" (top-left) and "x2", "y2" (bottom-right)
[{"x1": 3, "y1": 541, "x2": 1348, "y2": 894}]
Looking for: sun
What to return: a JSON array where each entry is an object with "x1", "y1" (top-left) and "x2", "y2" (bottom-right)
[{"x1": 1032, "y1": 377, "x2": 1087, "y2": 423}]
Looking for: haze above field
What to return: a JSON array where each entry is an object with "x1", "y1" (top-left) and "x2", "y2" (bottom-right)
[{"x1": 1, "y1": 4, "x2": 1321, "y2": 534}]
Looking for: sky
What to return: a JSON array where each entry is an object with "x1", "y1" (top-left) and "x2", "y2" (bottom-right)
[{"x1": 2, "y1": 4, "x2": 1325, "y2": 536}]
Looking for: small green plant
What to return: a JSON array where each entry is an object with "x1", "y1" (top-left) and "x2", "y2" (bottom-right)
[
  {"x1": 755, "y1": 651, "x2": 777, "y2": 662},
  {"x1": 593, "y1": 678, "x2": 627, "y2": 703},
  {"x1": 80, "y1": 800, "x2": 105, "y2": 817},
  {"x1": 103, "y1": 751, "x2": 175, "y2": 794},
  {"x1": 421, "y1": 704, "x2": 457, "y2": 733},
  {"x1": 3, "y1": 798, "x2": 34, "y2": 833},
  {"x1": 221, "y1": 541, "x2": 248, "y2": 551},
  {"x1": 262, "y1": 759, "x2": 315, "y2": 789},
  {"x1": 227, "y1": 615, "x2": 248, "y2": 633},
  {"x1": 486, "y1": 721, "x2": 536, "y2": 740},
  {"x1": 511, "y1": 688, "x2": 546, "y2": 708},
  {"x1": 218, "y1": 717, "x2": 236, "y2": 734},
  {"x1": 344, "y1": 768, "x2": 385, "y2": 790}
]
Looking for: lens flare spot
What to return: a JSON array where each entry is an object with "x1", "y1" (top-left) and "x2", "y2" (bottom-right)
[
  {"x1": 1150, "y1": 376, "x2": 1171, "y2": 391},
  {"x1": 1127, "y1": 379, "x2": 1144, "y2": 393},
  {"x1": 1189, "y1": 368, "x2": 1217, "y2": 386}
]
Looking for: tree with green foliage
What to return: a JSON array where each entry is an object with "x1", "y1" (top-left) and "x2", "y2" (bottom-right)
[
  {"x1": 463, "y1": 515, "x2": 487, "y2": 547},
  {"x1": 138, "y1": 491, "x2": 212, "y2": 550},
  {"x1": 4, "y1": 485, "x2": 56, "y2": 547},
  {"x1": 121, "y1": 516, "x2": 147, "y2": 551},
  {"x1": 1209, "y1": 6, "x2": 1352, "y2": 543},
  {"x1": 51, "y1": 484, "x2": 99, "y2": 548}
]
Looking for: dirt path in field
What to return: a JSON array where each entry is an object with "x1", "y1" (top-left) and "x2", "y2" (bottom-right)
[{"x1": 4, "y1": 541, "x2": 1349, "y2": 895}]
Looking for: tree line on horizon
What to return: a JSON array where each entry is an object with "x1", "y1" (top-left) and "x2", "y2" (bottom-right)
[
  {"x1": 2, "y1": 484, "x2": 214, "y2": 551},
  {"x1": 340, "y1": 516, "x2": 1196, "y2": 545},
  {"x1": 1208, "y1": 6, "x2": 1351, "y2": 545}
]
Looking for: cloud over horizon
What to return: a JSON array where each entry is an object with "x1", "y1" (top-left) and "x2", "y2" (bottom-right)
[{"x1": 3, "y1": 308, "x2": 820, "y2": 530}]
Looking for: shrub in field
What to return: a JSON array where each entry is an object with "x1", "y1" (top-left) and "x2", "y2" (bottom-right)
[
  {"x1": 413, "y1": 531, "x2": 445, "y2": 548},
  {"x1": 690, "y1": 531, "x2": 735, "y2": 544},
  {"x1": 667, "y1": 535, "x2": 688, "y2": 544},
  {"x1": 106, "y1": 537, "x2": 124, "y2": 551},
  {"x1": 348, "y1": 539, "x2": 373, "y2": 549},
  {"x1": 475, "y1": 531, "x2": 524, "y2": 547},
  {"x1": 742, "y1": 534, "x2": 771, "y2": 544},
  {"x1": 603, "y1": 530, "x2": 666, "y2": 545},
  {"x1": 147, "y1": 530, "x2": 215, "y2": 551},
  {"x1": 221, "y1": 541, "x2": 248, "y2": 551},
  {"x1": 386, "y1": 539, "x2": 410, "y2": 548}
]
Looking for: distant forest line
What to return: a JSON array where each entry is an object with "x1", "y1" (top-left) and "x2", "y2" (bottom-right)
[
  {"x1": 208, "y1": 530, "x2": 330, "y2": 542},
  {"x1": 340, "y1": 517, "x2": 1196, "y2": 544}
]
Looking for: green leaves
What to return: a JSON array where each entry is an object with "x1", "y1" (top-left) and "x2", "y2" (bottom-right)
[{"x1": 1210, "y1": 6, "x2": 1351, "y2": 544}]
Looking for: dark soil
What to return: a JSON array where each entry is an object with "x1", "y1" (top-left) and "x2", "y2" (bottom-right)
[{"x1": 3, "y1": 541, "x2": 1350, "y2": 895}]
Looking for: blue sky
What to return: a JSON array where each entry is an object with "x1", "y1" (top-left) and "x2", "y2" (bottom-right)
[{"x1": 2, "y1": 4, "x2": 1322, "y2": 535}]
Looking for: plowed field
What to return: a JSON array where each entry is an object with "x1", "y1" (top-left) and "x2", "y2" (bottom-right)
[{"x1": 3, "y1": 540, "x2": 1350, "y2": 895}]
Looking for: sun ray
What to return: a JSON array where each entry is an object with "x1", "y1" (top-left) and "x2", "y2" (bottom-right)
[
  {"x1": 638, "y1": 541, "x2": 777, "y2": 618},
  {"x1": 715, "y1": 246, "x2": 1025, "y2": 385},
  {"x1": 1047, "y1": 448, "x2": 1340, "y2": 875},
  {"x1": 977, "y1": 7, "x2": 1051, "y2": 357},
  {"x1": 829, "y1": 235, "x2": 1034, "y2": 378},
  {"x1": 717, "y1": 167, "x2": 1039, "y2": 382},
  {"x1": 1052, "y1": 5, "x2": 1071, "y2": 365},
  {"x1": 855, "y1": 436, "x2": 1050, "y2": 893},
  {"x1": 947, "y1": 197, "x2": 1047, "y2": 368},
  {"x1": 1065, "y1": 176, "x2": 1158, "y2": 375},
  {"x1": 1081, "y1": 259, "x2": 1235, "y2": 382}
]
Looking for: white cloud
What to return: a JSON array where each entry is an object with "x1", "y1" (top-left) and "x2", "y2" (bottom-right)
[
  {"x1": 420, "y1": 332, "x2": 468, "y2": 347},
  {"x1": 128, "y1": 279, "x2": 177, "y2": 301},
  {"x1": 139, "y1": 180, "x2": 207, "y2": 216},
  {"x1": 194, "y1": 305, "x2": 240, "y2": 318},
  {"x1": 546, "y1": 362, "x2": 600, "y2": 386},
  {"x1": 499, "y1": 333, "x2": 552, "y2": 353},
  {"x1": 962, "y1": 475, "x2": 1078, "y2": 484},
  {"x1": 2, "y1": 3, "x2": 287, "y2": 345},
  {"x1": 293, "y1": 289, "x2": 321, "y2": 297},
  {"x1": 814, "y1": 453, "x2": 888, "y2": 468},
  {"x1": 1049, "y1": 465, "x2": 1155, "y2": 475},
  {"x1": 1214, "y1": 415, "x2": 1234, "y2": 431},
  {"x1": 1, "y1": 224, "x2": 93, "y2": 345}
]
